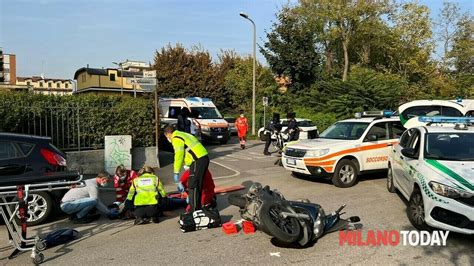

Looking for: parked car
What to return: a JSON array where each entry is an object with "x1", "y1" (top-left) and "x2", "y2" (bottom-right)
[
  {"x1": 0, "y1": 133, "x2": 71, "y2": 225},
  {"x1": 282, "y1": 111, "x2": 404, "y2": 187},
  {"x1": 258, "y1": 118, "x2": 319, "y2": 141},
  {"x1": 387, "y1": 117, "x2": 474, "y2": 234},
  {"x1": 224, "y1": 117, "x2": 237, "y2": 135}
]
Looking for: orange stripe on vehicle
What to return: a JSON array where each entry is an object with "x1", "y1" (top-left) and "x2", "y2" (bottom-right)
[
  {"x1": 305, "y1": 160, "x2": 335, "y2": 166},
  {"x1": 323, "y1": 166, "x2": 333, "y2": 172},
  {"x1": 304, "y1": 141, "x2": 398, "y2": 163}
]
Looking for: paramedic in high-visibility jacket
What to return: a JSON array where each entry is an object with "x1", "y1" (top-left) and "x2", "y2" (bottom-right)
[
  {"x1": 164, "y1": 126, "x2": 209, "y2": 213},
  {"x1": 126, "y1": 166, "x2": 167, "y2": 225}
]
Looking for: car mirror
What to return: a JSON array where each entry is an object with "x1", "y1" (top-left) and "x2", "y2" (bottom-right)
[
  {"x1": 365, "y1": 134, "x2": 378, "y2": 142},
  {"x1": 401, "y1": 148, "x2": 417, "y2": 159}
]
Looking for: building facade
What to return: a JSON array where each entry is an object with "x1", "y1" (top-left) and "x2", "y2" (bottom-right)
[
  {"x1": 16, "y1": 76, "x2": 73, "y2": 95},
  {"x1": 74, "y1": 62, "x2": 153, "y2": 96}
]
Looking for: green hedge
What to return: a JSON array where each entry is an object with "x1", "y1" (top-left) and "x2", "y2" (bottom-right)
[{"x1": 0, "y1": 92, "x2": 155, "y2": 148}]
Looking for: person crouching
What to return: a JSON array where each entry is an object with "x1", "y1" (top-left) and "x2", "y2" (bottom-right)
[{"x1": 126, "y1": 166, "x2": 166, "y2": 225}]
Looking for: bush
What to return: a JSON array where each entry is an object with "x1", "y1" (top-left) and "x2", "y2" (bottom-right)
[{"x1": 0, "y1": 92, "x2": 155, "y2": 149}]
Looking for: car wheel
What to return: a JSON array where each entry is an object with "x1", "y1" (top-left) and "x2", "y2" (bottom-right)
[
  {"x1": 407, "y1": 187, "x2": 430, "y2": 231},
  {"x1": 387, "y1": 164, "x2": 396, "y2": 193},
  {"x1": 332, "y1": 159, "x2": 358, "y2": 188},
  {"x1": 13, "y1": 192, "x2": 53, "y2": 226}
]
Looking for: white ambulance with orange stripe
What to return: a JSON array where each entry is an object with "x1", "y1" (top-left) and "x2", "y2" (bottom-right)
[{"x1": 282, "y1": 111, "x2": 404, "y2": 187}]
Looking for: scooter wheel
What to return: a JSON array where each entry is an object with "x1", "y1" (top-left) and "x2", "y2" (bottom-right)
[
  {"x1": 35, "y1": 240, "x2": 47, "y2": 251},
  {"x1": 259, "y1": 202, "x2": 301, "y2": 244}
]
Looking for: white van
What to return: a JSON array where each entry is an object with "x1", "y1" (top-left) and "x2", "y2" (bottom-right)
[{"x1": 159, "y1": 97, "x2": 230, "y2": 144}]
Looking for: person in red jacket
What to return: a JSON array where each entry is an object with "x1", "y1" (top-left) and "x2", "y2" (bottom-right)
[
  {"x1": 114, "y1": 165, "x2": 138, "y2": 203},
  {"x1": 236, "y1": 110, "x2": 249, "y2": 149},
  {"x1": 180, "y1": 168, "x2": 216, "y2": 213}
]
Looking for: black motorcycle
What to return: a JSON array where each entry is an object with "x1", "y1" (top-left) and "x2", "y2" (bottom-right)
[{"x1": 228, "y1": 183, "x2": 361, "y2": 247}]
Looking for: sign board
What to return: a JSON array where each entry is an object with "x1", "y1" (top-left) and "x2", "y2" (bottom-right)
[
  {"x1": 128, "y1": 78, "x2": 157, "y2": 85},
  {"x1": 143, "y1": 70, "x2": 157, "y2": 78},
  {"x1": 263, "y1": 97, "x2": 269, "y2": 106},
  {"x1": 104, "y1": 135, "x2": 132, "y2": 176}
]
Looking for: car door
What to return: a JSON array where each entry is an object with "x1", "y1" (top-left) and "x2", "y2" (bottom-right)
[
  {"x1": 392, "y1": 129, "x2": 413, "y2": 190},
  {"x1": 398, "y1": 129, "x2": 422, "y2": 196},
  {"x1": 361, "y1": 122, "x2": 392, "y2": 171},
  {"x1": 0, "y1": 141, "x2": 26, "y2": 177}
]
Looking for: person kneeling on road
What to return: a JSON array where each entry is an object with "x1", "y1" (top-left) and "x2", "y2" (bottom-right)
[
  {"x1": 61, "y1": 172, "x2": 115, "y2": 224},
  {"x1": 125, "y1": 166, "x2": 167, "y2": 225}
]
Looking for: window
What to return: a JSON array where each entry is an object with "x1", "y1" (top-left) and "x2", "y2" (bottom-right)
[
  {"x1": 168, "y1": 106, "x2": 182, "y2": 119},
  {"x1": 26, "y1": 81, "x2": 31, "y2": 86},
  {"x1": 365, "y1": 122, "x2": 389, "y2": 141},
  {"x1": 65, "y1": 83, "x2": 69, "y2": 88},
  {"x1": 48, "y1": 82, "x2": 52, "y2": 88},
  {"x1": 0, "y1": 142, "x2": 20, "y2": 160},
  {"x1": 319, "y1": 122, "x2": 369, "y2": 140},
  {"x1": 401, "y1": 106, "x2": 463, "y2": 121},
  {"x1": 57, "y1": 83, "x2": 60, "y2": 88},
  {"x1": 109, "y1": 74, "x2": 116, "y2": 81},
  {"x1": 391, "y1": 121, "x2": 405, "y2": 139},
  {"x1": 39, "y1": 82, "x2": 43, "y2": 87},
  {"x1": 399, "y1": 130, "x2": 412, "y2": 148},
  {"x1": 466, "y1": 110, "x2": 474, "y2": 117},
  {"x1": 18, "y1": 142, "x2": 34, "y2": 155}
]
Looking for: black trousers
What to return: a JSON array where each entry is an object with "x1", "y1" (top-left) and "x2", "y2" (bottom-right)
[
  {"x1": 188, "y1": 155, "x2": 210, "y2": 212},
  {"x1": 264, "y1": 132, "x2": 271, "y2": 153},
  {"x1": 133, "y1": 204, "x2": 160, "y2": 219}
]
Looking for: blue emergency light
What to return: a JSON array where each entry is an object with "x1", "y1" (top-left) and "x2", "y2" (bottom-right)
[{"x1": 418, "y1": 116, "x2": 474, "y2": 123}]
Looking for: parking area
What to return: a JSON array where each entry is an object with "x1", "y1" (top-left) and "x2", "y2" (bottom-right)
[{"x1": 0, "y1": 140, "x2": 473, "y2": 265}]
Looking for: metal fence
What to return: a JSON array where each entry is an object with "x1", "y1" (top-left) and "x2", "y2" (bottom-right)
[{"x1": 0, "y1": 103, "x2": 154, "y2": 151}]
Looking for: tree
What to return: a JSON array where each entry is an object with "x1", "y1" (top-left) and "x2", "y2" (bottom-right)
[
  {"x1": 435, "y1": 1, "x2": 462, "y2": 69},
  {"x1": 153, "y1": 43, "x2": 215, "y2": 99},
  {"x1": 448, "y1": 16, "x2": 474, "y2": 74},
  {"x1": 261, "y1": 6, "x2": 321, "y2": 91}
]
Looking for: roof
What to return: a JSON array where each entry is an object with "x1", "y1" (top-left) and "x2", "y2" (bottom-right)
[
  {"x1": 424, "y1": 125, "x2": 474, "y2": 133},
  {"x1": 73, "y1": 67, "x2": 142, "y2": 79},
  {"x1": 17, "y1": 76, "x2": 72, "y2": 83},
  {"x1": 341, "y1": 117, "x2": 400, "y2": 123},
  {"x1": 0, "y1": 132, "x2": 51, "y2": 141}
]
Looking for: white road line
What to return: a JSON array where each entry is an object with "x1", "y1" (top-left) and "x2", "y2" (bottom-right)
[{"x1": 211, "y1": 160, "x2": 240, "y2": 180}]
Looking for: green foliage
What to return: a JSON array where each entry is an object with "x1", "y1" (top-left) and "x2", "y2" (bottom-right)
[{"x1": 0, "y1": 92, "x2": 155, "y2": 148}]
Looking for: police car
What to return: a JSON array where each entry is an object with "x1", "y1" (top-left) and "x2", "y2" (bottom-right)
[
  {"x1": 387, "y1": 117, "x2": 474, "y2": 234},
  {"x1": 282, "y1": 111, "x2": 404, "y2": 187}
]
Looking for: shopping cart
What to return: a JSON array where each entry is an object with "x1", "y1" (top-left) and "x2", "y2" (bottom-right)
[{"x1": 0, "y1": 172, "x2": 84, "y2": 264}]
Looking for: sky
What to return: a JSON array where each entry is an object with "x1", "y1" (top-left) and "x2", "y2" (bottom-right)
[{"x1": 0, "y1": 0, "x2": 472, "y2": 79}]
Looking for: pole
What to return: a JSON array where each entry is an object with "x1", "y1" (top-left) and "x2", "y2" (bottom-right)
[
  {"x1": 264, "y1": 105, "x2": 266, "y2": 129},
  {"x1": 155, "y1": 78, "x2": 160, "y2": 168},
  {"x1": 251, "y1": 20, "x2": 256, "y2": 136},
  {"x1": 120, "y1": 64, "x2": 123, "y2": 96}
]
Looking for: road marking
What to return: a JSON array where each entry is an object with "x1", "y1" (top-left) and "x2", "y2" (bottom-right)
[
  {"x1": 211, "y1": 160, "x2": 240, "y2": 180},
  {"x1": 270, "y1": 252, "x2": 281, "y2": 257}
]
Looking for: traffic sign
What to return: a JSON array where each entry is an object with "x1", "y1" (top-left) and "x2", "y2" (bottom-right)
[
  {"x1": 128, "y1": 78, "x2": 157, "y2": 85},
  {"x1": 263, "y1": 97, "x2": 268, "y2": 106},
  {"x1": 143, "y1": 70, "x2": 157, "y2": 78}
]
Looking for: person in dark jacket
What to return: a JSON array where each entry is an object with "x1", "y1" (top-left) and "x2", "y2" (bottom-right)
[
  {"x1": 263, "y1": 113, "x2": 282, "y2": 155},
  {"x1": 285, "y1": 112, "x2": 299, "y2": 141},
  {"x1": 177, "y1": 107, "x2": 191, "y2": 133}
]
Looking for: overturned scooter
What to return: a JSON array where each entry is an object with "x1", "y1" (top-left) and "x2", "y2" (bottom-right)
[{"x1": 228, "y1": 183, "x2": 361, "y2": 247}]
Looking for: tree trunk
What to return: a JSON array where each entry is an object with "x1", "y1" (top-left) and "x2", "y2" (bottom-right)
[
  {"x1": 342, "y1": 40, "x2": 349, "y2": 82},
  {"x1": 325, "y1": 46, "x2": 333, "y2": 75}
]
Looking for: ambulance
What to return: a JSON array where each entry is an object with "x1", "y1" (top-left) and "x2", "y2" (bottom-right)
[
  {"x1": 159, "y1": 97, "x2": 230, "y2": 144},
  {"x1": 282, "y1": 111, "x2": 403, "y2": 188}
]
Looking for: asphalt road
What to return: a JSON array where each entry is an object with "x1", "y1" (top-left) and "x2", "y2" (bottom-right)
[{"x1": 1, "y1": 138, "x2": 473, "y2": 265}]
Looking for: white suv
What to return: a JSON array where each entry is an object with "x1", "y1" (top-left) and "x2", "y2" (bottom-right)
[
  {"x1": 387, "y1": 117, "x2": 474, "y2": 234},
  {"x1": 282, "y1": 112, "x2": 403, "y2": 187}
]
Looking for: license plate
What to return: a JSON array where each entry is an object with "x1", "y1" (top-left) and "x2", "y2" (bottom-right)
[
  {"x1": 217, "y1": 135, "x2": 223, "y2": 139},
  {"x1": 286, "y1": 158, "x2": 296, "y2": 165}
]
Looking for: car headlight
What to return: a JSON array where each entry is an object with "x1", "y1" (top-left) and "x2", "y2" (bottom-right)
[
  {"x1": 305, "y1": 149, "x2": 329, "y2": 158},
  {"x1": 201, "y1": 126, "x2": 210, "y2": 131},
  {"x1": 429, "y1": 181, "x2": 473, "y2": 199}
]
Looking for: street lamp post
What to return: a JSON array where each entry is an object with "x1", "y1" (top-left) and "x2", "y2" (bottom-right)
[
  {"x1": 112, "y1": 61, "x2": 124, "y2": 96},
  {"x1": 240, "y1": 12, "x2": 256, "y2": 135}
]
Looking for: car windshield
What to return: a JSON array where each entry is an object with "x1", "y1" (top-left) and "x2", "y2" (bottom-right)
[
  {"x1": 424, "y1": 133, "x2": 474, "y2": 161},
  {"x1": 191, "y1": 107, "x2": 223, "y2": 119},
  {"x1": 319, "y1": 122, "x2": 369, "y2": 140}
]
